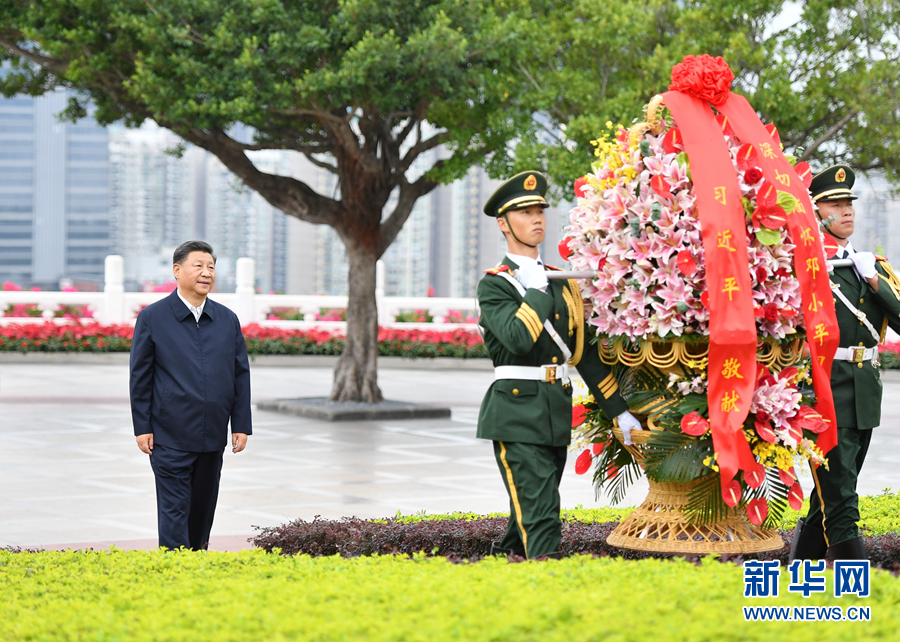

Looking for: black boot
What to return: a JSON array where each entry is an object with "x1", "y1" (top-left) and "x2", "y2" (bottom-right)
[
  {"x1": 788, "y1": 518, "x2": 828, "y2": 563},
  {"x1": 489, "y1": 542, "x2": 516, "y2": 556},
  {"x1": 826, "y1": 536, "x2": 867, "y2": 561}
]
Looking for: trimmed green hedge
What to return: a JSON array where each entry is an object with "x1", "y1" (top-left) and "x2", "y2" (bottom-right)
[{"x1": 2, "y1": 550, "x2": 897, "y2": 641}]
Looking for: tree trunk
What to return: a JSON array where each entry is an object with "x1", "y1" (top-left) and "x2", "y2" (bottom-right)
[{"x1": 329, "y1": 242, "x2": 383, "y2": 403}]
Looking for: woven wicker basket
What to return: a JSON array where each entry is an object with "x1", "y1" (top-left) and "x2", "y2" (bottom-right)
[{"x1": 606, "y1": 420, "x2": 785, "y2": 555}]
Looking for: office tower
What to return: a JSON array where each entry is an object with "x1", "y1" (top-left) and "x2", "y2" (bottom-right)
[
  {"x1": 0, "y1": 90, "x2": 110, "y2": 288},
  {"x1": 108, "y1": 123, "x2": 199, "y2": 289}
]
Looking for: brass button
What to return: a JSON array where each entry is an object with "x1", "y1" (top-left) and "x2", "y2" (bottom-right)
[
  {"x1": 512, "y1": 388, "x2": 519, "y2": 395},
  {"x1": 860, "y1": 298, "x2": 865, "y2": 304},
  {"x1": 858, "y1": 363, "x2": 864, "y2": 369},
  {"x1": 555, "y1": 313, "x2": 560, "y2": 320},
  {"x1": 859, "y1": 342, "x2": 865, "y2": 347},
  {"x1": 552, "y1": 356, "x2": 558, "y2": 364}
]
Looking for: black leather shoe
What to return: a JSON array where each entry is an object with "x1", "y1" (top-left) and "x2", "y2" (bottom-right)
[
  {"x1": 788, "y1": 518, "x2": 828, "y2": 563},
  {"x1": 826, "y1": 536, "x2": 868, "y2": 561}
]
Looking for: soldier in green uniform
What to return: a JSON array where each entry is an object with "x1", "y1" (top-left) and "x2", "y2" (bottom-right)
[
  {"x1": 789, "y1": 165, "x2": 900, "y2": 562},
  {"x1": 477, "y1": 170, "x2": 641, "y2": 559}
]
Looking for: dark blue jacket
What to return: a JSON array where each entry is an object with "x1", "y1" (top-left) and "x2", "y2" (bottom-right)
[{"x1": 130, "y1": 291, "x2": 252, "y2": 452}]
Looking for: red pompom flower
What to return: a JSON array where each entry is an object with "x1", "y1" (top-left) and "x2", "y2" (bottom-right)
[{"x1": 669, "y1": 54, "x2": 735, "y2": 106}]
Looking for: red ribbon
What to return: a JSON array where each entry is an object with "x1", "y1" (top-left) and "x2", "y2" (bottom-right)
[
  {"x1": 717, "y1": 95, "x2": 840, "y2": 455},
  {"x1": 663, "y1": 91, "x2": 758, "y2": 489}
]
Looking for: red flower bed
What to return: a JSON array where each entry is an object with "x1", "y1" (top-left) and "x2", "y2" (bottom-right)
[{"x1": 0, "y1": 322, "x2": 488, "y2": 358}]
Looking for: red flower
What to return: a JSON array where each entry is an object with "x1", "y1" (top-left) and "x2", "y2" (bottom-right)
[
  {"x1": 736, "y1": 144, "x2": 758, "y2": 171},
  {"x1": 716, "y1": 113, "x2": 735, "y2": 137},
  {"x1": 765, "y1": 123, "x2": 781, "y2": 147},
  {"x1": 669, "y1": 54, "x2": 735, "y2": 106},
  {"x1": 763, "y1": 304, "x2": 779, "y2": 323},
  {"x1": 788, "y1": 405, "x2": 829, "y2": 434},
  {"x1": 747, "y1": 498, "x2": 769, "y2": 525},
  {"x1": 575, "y1": 449, "x2": 593, "y2": 475},
  {"x1": 794, "y1": 162, "x2": 813, "y2": 189},
  {"x1": 755, "y1": 266, "x2": 768, "y2": 283},
  {"x1": 778, "y1": 467, "x2": 796, "y2": 486},
  {"x1": 776, "y1": 366, "x2": 798, "y2": 383},
  {"x1": 700, "y1": 291, "x2": 710, "y2": 308},
  {"x1": 753, "y1": 205, "x2": 787, "y2": 229},
  {"x1": 662, "y1": 127, "x2": 683, "y2": 154},
  {"x1": 823, "y1": 235, "x2": 840, "y2": 259},
  {"x1": 676, "y1": 250, "x2": 698, "y2": 276},
  {"x1": 788, "y1": 483, "x2": 804, "y2": 510},
  {"x1": 650, "y1": 175, "x2": 673, "y2": 199},
  {"x1": 572, "y1": 403, "x2": 587, "y2": 428},
  {"x1": 744, "y1": 464, "x2": 766, "y2": 489},
  {"x1": 744, "y1": 168, "x2": 764, "y2": 185},
  {"x1": 754, "y1": 418, "x2": 776, "y2": 443},
  {"x1": 680, "y1": 411, "x2": 709, "y2": 436},
  {"x1": 574, "y1": 176, "x2": 589, "y2": 198},
  {"x1": 756, "y1": 181, "x2": 777, "y2": 208},
  {"x1": 559, "y1": 237, "x2": 574, "y2": 261},
  {"x1": 723, "y1": 479, "x2": 742, "y2": 507},
  {"x1": 592, "y1": 441, "x2": 608, "y2": 455}
]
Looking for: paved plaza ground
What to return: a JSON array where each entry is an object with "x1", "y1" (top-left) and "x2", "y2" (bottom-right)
[{"x1": 3, "y1": 359, "x2": 900, "y2": 551}]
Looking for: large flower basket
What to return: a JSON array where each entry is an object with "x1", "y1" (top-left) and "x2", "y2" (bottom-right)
[{"x1": 566, "y1": 56, "x2": 841, "y2": 554}]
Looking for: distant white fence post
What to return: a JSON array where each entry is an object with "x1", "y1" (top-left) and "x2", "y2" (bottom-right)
[
  {"x1": 375, "y1": 259, "x2": 390, "y2": 326},
  {"x1": 235, "y1": 257, "x2": 256, "y2": 325},
  {"x1": 102, "y1": 255, "x2": 126, "y2": 324}
]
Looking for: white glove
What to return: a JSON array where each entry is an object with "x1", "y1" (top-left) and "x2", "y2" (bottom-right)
[
  {"x1": 516, "y1": 261, "x2": 549, "y2": 291},
  {"x1": 850, "y1": 252, "x2": 877, "y2": 280},
  {"x1": 616, "y1": 411, "x2": 642, "y2": 446}
]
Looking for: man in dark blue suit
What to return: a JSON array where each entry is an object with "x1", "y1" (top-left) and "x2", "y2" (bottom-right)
[{"x1": 130, "y1": 240, "x2": 252, "y2": 550}]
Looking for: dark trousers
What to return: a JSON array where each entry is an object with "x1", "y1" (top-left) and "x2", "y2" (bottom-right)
[
  {"x1": 805, "y1": 426, "x2": 872, "y2": 546},
  {"x1": 150, "y1": 443, "x2": 224, "y2": 551},
  {"x1": 492, "y1": 440, "x2": 568, "y2": 559}
]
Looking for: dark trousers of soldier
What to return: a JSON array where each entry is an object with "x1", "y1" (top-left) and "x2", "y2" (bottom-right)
[
  {"x1": 805, "y1": 426, "x2": 873, "y2": 547},
  {"x1": 492, "y1": 440, "x2": 568, "y2": 558}
]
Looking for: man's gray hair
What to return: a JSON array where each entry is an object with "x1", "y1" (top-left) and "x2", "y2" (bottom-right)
[{"x1": 173, "y1": 241, "x2": 216, "y2": 265}]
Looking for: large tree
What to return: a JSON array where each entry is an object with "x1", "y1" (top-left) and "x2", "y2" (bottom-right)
[
  {"x1": 514, "y1": 0, "x2": 900, "y2": 198},
  {"x1": 0, "y1": 0, "x2": 540, "y2": 402}
]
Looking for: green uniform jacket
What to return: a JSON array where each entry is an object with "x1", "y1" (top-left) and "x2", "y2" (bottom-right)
[
  {"x1": 476, "y1": 256, "x2": 628, "y2": 447},
  {"x1": 830, "y1": 258, "x2": 900, "y2": 429}
]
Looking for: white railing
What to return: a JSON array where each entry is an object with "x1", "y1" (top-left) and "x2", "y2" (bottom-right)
[{"x1": 0, "y1": 255, "x2": 480, "y2": 332}]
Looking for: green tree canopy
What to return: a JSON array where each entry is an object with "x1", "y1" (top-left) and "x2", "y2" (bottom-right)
[{"x1": 515, "y1": 0, "x2": 900, "y2": 199}]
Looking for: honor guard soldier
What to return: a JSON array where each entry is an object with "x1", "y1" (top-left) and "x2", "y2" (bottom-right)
[
  {"x1": 790, "y1": 165, "x2": 900, "y2": 562},
  {"x1": 477, "y1": 171, "x2": 641, "y2": 559}
]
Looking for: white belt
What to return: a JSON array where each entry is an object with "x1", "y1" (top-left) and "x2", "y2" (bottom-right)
[
  {"x1": 834, "y1": 346, "x2": 879, "y2": 364},
  {"x1": 494, "y1": 364, "x2": 570, "y2": 384}
]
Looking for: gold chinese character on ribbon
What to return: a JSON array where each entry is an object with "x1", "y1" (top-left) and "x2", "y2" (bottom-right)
[
  {"x1": 806, "y1": 257, "x2": 820, "y2": 278},
  {"x1": 714, "y1": 187, "x2": 727, "y2": 205},
  {"x1": 759, "y1": 142, "x2": 776, "y2": 159},
  {"x1": 813, "y1": 322, "x2": 830, "y2": 346},
  {"x1": 792, "y1": 201, "x2": 806, "y2": 215},
  {"x1": 722, "y1": 277, "x2": 740, "y2": 301},
  {"x1": 721, "y1": 390, "x2": 741, "y2": 413},
  {"x1": 722, "y1": 358, "x2": 744, "y2": 379},
  {"x1": 717, "y1": 229, "x2": 736, "y2": 252},
  {"x1": 800, "y1": 227, "x2": 814, "y2": 246},
  {"x1": 808, "y1": 292, "x2": 822, "y2": 312},
  {"x1": 775, "y1": 170, "x2": 790, "y2": 186}
]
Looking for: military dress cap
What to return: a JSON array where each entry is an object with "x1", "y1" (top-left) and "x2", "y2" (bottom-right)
[
  {"x1": 810, "y1": 164, "x2": 858, "y2": 202},
  {"x1": 483, "y1": 171, "x2": 550, "y2": 217}
]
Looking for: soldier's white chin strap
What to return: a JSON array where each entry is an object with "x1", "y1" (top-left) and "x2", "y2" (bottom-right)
[{"x1": 502, "y1": 213, "x2": 538, "y2": 249}]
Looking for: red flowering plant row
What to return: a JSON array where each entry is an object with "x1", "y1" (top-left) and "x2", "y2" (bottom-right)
[{"x1": 0, "y1": 322, "x2": 488, "y2": 359}]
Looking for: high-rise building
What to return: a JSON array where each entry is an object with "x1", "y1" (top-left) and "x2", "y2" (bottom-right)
[
  {"x1": 0, "y1": 90, "x2": 110, "y2": 288},
  {"x1": 204, "y1": 150, "x2": 291, "y2": 293},
  {"x1": 108, "y1": 123, "x2": 200, "y2": 289},
  {"x1": 853, "y1": 174, "x2": 900, "y2": 261}
]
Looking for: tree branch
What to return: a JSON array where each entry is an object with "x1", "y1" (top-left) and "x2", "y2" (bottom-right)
[
  {"x1": 378, "y1": 173, "x2": 438, "y2": 256},
  {"x1": 399, "y1": 132, "x2": 449, "y2": 173},
  {"x1": 0, "y1": 33, "x2": 69, "y2": 75},
  {"x1": 303, "y1": 152, "x2": 339, "y2": 174},
  {"x1": 798, "y1": 109, "x2": 859, "y2": 161},
  {"x1": 177, "y1": 125, "x2": 343, "y2": 227}
]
